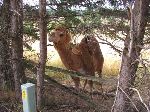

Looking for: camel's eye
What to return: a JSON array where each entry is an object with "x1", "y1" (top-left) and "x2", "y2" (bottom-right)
[{"x1": 60, "y1": 33, "x2": 64, "y2": 37}]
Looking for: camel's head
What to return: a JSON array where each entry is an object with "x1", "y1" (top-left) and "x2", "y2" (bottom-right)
[{"x1": 48, "y1": 26, "x2": 71, "y2": 44}]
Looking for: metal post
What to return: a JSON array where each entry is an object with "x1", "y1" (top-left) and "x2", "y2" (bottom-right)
[{"x1": 21, "y1": 83, "x2": 36, "y2": 112}]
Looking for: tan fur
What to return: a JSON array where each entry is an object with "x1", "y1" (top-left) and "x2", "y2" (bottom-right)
[{"x1": 48, "y1": 26, "x2": 104, "y2": 92}]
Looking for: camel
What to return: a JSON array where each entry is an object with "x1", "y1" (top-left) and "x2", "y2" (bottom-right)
[{"x1": 48, "y1": 26, "x2": 104, "y2": 93}]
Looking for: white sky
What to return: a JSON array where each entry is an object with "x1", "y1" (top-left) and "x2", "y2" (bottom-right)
[{"x1": 23, "y1": 0, "x2": 39, "y2": 6}]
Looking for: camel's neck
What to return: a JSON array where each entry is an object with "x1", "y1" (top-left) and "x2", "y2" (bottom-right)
[{"x1": 54, "y1": 43, "x2": 73, "y2": 69}]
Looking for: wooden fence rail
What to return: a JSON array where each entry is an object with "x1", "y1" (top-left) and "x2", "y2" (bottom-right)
[{"x1": 45, "y1": 66, "x2": 117, "y2": 85}]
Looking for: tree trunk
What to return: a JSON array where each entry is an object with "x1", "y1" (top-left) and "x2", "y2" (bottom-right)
[
  {"x1": 0, "y1": 0, "x2": 14, "y2": 90},
  {"x1": 37, "y1": 0, "x2": 47, "y2": 110},
  {"x1": 112, "y1": 0, "x2": 150, "y2": 112},
  {"x1": 11, "y1": 0, "x2": 26, "y2": 100}
]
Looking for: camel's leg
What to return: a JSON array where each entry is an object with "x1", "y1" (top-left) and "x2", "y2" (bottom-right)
[
  {"x1": 71, "y1": 77, "x2": 80, "y2": 104},
  {"x1": 88, "y1": 80, "x2": 93, "y2": 99},
  {"x1": 97, "y1": 71, "x2": 103, "y2": 93},
  {"x1": 72, "y1": 77, "x2": 80, "y2": 90},
  {"x1": 97, "y1": 71, "x2": 102, "y2": 78},
  {"x1": 83, "y1": 79, "x2": 87, "y2": 90}
]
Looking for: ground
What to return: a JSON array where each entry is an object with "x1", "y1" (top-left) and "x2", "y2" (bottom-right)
[
  {"x1": 0, "y1": 76, "x2": 116, "y2": 112},
  {"x1": 0, "y1": 75, "x2": 149, "y2": 112}
]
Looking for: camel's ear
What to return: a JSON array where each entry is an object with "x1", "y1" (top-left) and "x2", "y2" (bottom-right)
[{"x1": 63, "y1": 29, "x2": 71, "y2": 44}]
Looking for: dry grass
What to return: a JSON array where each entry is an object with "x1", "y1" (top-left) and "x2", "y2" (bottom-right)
[
  {"x1": 103, "y1": 55, "x2": 120, "y2": 76},
  {"x1": 24, "y1": 50, "x2": 120, "y2": 79}
]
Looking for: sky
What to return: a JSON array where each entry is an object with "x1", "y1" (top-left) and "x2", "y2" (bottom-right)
[
  {"x1": 0, "y1": 0, "x2": 39, "y2": 6},
  {"x1": 23, "y1": 0, "x2": 113, "y2": 8},
  {"x1": 23, "y1": 0, "x2": 39, "y2": 6}
]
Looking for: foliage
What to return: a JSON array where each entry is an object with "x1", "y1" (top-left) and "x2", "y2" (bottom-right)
[
  {"x1": 23, "y1": 1, "x2": 127, "y2": 35},
  {"x1": 23, "y1": 21, "x2": 39, "y2": 51},
  {"x1": 23, "y1": 21, "x2": 39, "y2": 40}
]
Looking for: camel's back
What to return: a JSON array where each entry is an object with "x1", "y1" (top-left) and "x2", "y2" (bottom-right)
[{"x1": 80, "y1": 35, "x2": 104, "y2": 74}]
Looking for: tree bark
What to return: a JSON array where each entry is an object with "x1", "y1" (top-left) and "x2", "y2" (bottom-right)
[
  {"x1": 112, "y1": 0, "x2": 150, "y2": 112},
  {"x1": 11, "y1": 0, "x2": 26, "y2": 100},
  {"x1": 0, "y1": 0, "x2": 14, "y2": 90},
  {"x1": 37, "y1": 0, "x2": 47, "y2": 110}
]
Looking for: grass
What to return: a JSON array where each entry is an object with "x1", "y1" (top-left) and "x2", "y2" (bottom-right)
[
  {"x1": 103, "y1": 55, "x2": 120, "y2": 76},
  {"x1": 24, "y1": 50, "x2": 121, "y2": 80}
]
